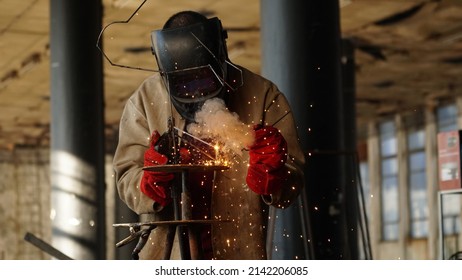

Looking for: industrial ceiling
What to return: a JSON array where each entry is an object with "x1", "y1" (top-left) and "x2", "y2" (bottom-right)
[{"x1": 1, "y1": 0, "x2": 462, "y2": 149}]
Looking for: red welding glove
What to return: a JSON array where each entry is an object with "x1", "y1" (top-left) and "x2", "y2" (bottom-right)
[
  {"x1": 246, "y1": 125, "x2": 289, "y2": 195},
  {"x1": 140, "y1": 131, "x2": 174, "y2": 207}
]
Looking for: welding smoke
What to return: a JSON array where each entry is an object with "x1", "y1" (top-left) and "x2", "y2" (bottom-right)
[{"x1": 187, "y1": 98, "x2": 254, "y2": 156}]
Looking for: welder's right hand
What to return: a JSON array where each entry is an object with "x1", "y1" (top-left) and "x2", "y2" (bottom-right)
[{"x1": 140, "y1": 131, "x2": 174, "y2": 208}]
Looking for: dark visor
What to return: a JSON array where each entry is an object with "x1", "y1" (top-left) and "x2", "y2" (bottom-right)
[{"x1": 167, "y1": 65, "x2": 223, "y2": 102}]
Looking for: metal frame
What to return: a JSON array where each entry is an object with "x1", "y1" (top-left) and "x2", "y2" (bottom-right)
[{"x1": 438, "y1": 188, "x2": 462, "y2": 259}]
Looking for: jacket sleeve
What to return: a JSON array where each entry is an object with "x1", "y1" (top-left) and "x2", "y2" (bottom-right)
[
  {"x1": 113, "y1": 99, "x2": 153, "y2": 214},
  {"x1": 112, "y1": 95, "x2": 156, "y2": 214},
  {"x1": 260, "y1": 84, "x2": 306, "y2": 208}
]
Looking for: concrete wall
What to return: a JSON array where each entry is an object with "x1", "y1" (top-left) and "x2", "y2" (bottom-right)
[
  {"x1": 0, "y1": 148, "x2": 117, "y2": 260},
  {"x1": 0, "y1": 149, "x2": 51, "y2": 259}
]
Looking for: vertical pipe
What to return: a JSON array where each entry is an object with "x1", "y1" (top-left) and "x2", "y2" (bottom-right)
[
  {"x1": 262, "y1": 0, "x2": 357, "y2": 259},
  {"x1": 341, "y1": 38, "x2": 359, "y2": 259},
  {"x1": 50, "y1": 0, "x2": 105, "y2": 259},
  {"x1": 261, "y1": 0, "x2": 309, "y2": 260}
]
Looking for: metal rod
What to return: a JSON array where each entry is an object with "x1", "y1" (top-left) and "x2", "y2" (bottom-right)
[
  {"x1": 24, "y1": 232, "x2": 73, "y2": 260},
  {"x1": 174, "y1": 126, "x2": 215, "y2": 148}
]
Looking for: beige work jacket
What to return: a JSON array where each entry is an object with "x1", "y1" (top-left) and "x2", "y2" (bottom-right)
[{"x1": 113, "y1": 66, "x2": 305, "y2": 260}]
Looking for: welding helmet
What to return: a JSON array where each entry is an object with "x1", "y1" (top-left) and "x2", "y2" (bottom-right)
[{"x1": 151, "y1": 17, "x2": 229, "y2": 122}]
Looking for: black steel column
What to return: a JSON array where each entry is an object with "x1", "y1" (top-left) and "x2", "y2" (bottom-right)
[
  {"x1": 50, "y1": 0, "x2": 105, "y2": 259},
  {"x1": 261, "y1": 0, "x2": 310, "y2": 260},
  {"x1": 262, "y1": 1, "x2": 358, "y2": 259},
  {"x1": 340, "y1": 38, "x2": 359, "y2": 259}
]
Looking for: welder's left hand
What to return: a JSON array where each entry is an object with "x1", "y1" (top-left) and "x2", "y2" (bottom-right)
[{"x1": 246, "y1": 125, "x2": 289, "y2": 195}]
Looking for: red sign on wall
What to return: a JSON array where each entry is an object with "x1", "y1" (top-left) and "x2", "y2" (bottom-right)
[{"x1": 438, "y1": 130, "x2": 462, "y2": 190}]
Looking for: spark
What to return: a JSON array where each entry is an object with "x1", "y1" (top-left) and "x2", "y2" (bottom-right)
[{"x1": 174, "y1": 126, "x2": 214, "y2": 148}]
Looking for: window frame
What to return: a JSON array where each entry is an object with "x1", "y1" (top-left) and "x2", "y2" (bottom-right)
[{"x1": 379, "y1": 119, "x2": 400, "y2": 241}]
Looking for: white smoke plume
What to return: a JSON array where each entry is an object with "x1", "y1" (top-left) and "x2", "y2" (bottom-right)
[{"x1": 187, "y1": 98, "x2": 255, "y2": 156}]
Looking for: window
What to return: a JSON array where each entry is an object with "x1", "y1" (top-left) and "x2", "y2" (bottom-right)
[
  {"x1": 437, "y1": 103, "x2": 457, "y2": 132},
  {"x1": 359, "y1": 161, "x2": 371, "y2": 219},
  {"x1": 436, "y1": 103, "x2": 461, "y2": 235},
  {"x1": 358, "y1": 160, "x2": 371, "y2": 259},
  {"x1": 379, "y1": 120, "x2": 399, "y2": 240},
  {"x1": 406, "y1": 114, "x2": 428, "y2": 238}
]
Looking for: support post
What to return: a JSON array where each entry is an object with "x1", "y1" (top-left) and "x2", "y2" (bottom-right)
[
  {"x1": 261, "y1": 0, "x2": 358, "y2": 259},
  {"x1": 50, "y1": 0, "x2": 105, "y2": 259}
]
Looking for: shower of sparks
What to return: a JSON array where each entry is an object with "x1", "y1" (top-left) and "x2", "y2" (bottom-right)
[{"x1": 175, "y1": 126, "x2": 229, "y2": 165}]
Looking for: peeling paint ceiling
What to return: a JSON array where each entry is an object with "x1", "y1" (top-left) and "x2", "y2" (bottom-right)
[{"x1": 1, "y1": 0, "x2": 461, "y2": 149}]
